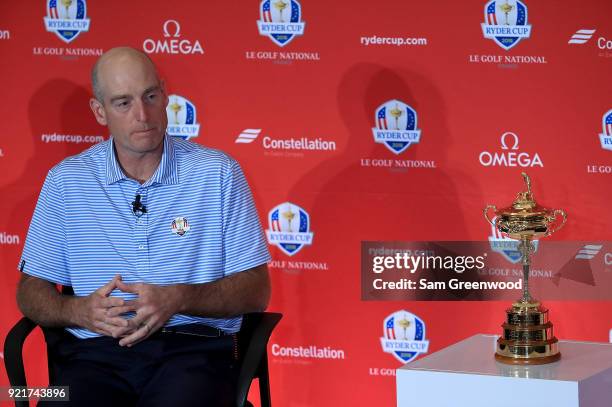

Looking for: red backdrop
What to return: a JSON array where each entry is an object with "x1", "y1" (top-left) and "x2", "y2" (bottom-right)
[{"x1": 1, "y1": 1, "x2": 611, "y2": 406}]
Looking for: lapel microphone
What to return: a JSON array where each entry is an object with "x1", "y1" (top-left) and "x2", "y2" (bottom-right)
[{"x1": 132, "y1": 194, "x2": 147, "y2": 217}]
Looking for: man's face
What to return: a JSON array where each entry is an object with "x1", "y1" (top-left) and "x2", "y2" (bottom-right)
[{"x1": 90, "y1": 55, "x2": 168, "y2": 159}]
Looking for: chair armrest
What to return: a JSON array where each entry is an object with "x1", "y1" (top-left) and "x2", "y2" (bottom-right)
[
  {"x1": 3, "y1": 286, "x2": 71, "y2": 386},
  {"x1": 235, "y1": 312, "x2": 282, "y2": 407},
  {"x1": 3, "y1": 317, "x2": 37, "y2": 387}
]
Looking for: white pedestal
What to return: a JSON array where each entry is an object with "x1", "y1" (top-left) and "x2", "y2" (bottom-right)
[{"x1": 397, "y1": 334, "x2": 612, "y2": 407}]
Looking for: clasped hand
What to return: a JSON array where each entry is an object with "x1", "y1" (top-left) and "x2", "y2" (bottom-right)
[{"x1": 78, "y1": 275, "x2": 180, "y2": 347}]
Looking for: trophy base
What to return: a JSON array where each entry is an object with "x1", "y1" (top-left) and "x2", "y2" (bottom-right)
[
  {"x1": 495, "y1": 302, "x2": 561, "y2": 365},
  {"x1": 495, "y1": 352, "x2": 561, "y2": 365}
]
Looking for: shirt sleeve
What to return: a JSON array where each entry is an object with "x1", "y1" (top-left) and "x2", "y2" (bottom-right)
[
  {"x1": 221, "y1": 158, "x2": 270, "y2": 276},
  {"x1": 18, "y1": 169, "x2": 71, "y2": 285}
]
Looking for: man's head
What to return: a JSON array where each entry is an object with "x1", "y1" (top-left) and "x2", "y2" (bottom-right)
[{"x1": 89, "y1": 47, "x2": 168, "y2": 160}]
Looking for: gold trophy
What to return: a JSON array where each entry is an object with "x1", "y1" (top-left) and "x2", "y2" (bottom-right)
[
  {"x1": 499, "y1": 0, "x2": 514, "y2": 25},
  {"x1": 389, "y1": 104, "x2": 403, "y2": 130},
  {"x1": 61, "y1": 0, "x2": 73, "y2": 19},
  {"x1": 169, "y1": 98, "x2": 182, "y2": 125},
  {"x1": 281, "y1": 205, "x2": 296, "y2": 233},
  {"x1": 484, "y1": 173, "x2": 567, "y2": 364},
  {"x1": 397, "y1": 314, "x2": 411, "y2": 340},
  {"x1": 273, "y1": 0, "x2": 288, "y2": 23}
]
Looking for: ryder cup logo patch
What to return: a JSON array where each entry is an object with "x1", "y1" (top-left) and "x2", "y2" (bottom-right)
[
  {"x1": 266, "y1": 202, "x2": 313, "y2": 256},
  {"x1": 481, "y1": 0, "x2": 532, "y2": 50},
  {"x1": 165, "y1": 94, "x2": 200, "y2": 141},
  {"x1": 171, "y1": 217, "x2": 190, "y2": 236},
  {"x1": 599, "y1": 109, "x2": 612, "y2": 151},
  {"x1": 44, "y1": 0, "x2": 91, "y2": 43},
  {"x1": 380, "y1": 310, "x2": 429, "y2": 364},
  {"x1": 372, "y1": 100, "x2": 421, "y2": 155},
  {"x1": 258, "y1": 0, "x2": 305, "y2": 47}
]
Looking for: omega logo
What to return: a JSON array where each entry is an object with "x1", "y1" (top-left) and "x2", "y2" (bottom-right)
[
  {"x1": 163, "y1": 20, "x2": 181, "y2": 38},
  {"x1": 143, "y1": 20, "x2": 203, "y2": 55},
  {"x1": 479, "y1": 132, "x2": 544, "y2": 168}
]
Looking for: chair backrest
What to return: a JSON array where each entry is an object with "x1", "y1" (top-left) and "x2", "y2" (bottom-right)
[{"x1": 235, "y1": 312, "x2": 282, "y2": 407}]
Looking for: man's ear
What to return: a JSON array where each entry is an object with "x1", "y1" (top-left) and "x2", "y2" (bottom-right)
[{"x1": 89, "y1": 98, "x2": 108, "y2": 126}]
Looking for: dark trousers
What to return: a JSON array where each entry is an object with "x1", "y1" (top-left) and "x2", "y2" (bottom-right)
[{"x1": 39, "y1": 331, "x2": 239, "y2": 407}]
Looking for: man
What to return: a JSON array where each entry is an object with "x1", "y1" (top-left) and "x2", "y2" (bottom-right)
[{"x1": 16, "y1": 47, "x2": 271, "y2": 406}]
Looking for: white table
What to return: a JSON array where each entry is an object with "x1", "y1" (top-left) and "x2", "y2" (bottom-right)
[{"x1": 397, "y1": 334, "x2": 612, "y2": 407}]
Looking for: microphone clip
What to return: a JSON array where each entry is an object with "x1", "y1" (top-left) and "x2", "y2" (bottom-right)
[{"x1": 132, "y1": 194, "x2": 147, "y2": 217}]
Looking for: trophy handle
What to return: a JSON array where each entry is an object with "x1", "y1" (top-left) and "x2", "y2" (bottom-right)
[
  {"x1": 483, "y1": 205, "x2": 497, "y2": 226},
  {"x1": 546, "y1": 209, "x2": 567, "y2": 236}
]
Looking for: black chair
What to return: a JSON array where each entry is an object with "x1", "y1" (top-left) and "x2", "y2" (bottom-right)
[
  {"x1": 235, "y1": 312, "x2": 282, "y2": 407},
  {"x1": 4, "y1": 311, "x2": 282, "y2": 407}
]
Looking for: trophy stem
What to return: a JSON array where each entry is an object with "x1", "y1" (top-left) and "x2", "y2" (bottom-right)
[
  {"x1": 521, "y1": 263, "x2": 530, "y2": 303},
  {"x1": 518, "y1": 236, "x2": 535, "y2": 304}
]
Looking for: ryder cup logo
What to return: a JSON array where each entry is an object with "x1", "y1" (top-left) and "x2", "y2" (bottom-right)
[
  {"x1": 44, "y1": 0, "x2": 91, "y2": 43},
  {"x1": 380, "y1": 311, "x2": 429, "y2": 364},
  {"x1": 171, "y1": 217, "x2": 190, "y2": 236},
  {"x1": 372, "y1": 100, "x2": 421, "y2": 155},
  {"x1": 489, "y1": 217, "x2": 538, "y2": 263},
  {"x1": 481, "y1": 0, "x2": 532, "y2": 50},
  {"x1": 599, "y1": 109, "x2": 612, "y2": 151},
  {"x1": 165, "y1": 95, "x2": 200, "y2": 140},
  {"x1": 266, "y1": 202, "x2": 313, "y2": 256},
  {"x1": 258, "y1": 0, "x2": 305, "y2": 47}
]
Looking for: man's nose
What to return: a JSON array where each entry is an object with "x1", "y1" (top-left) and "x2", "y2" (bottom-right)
[{"x1": 134, "y1": 100, "x2": 149, "y2": 122}]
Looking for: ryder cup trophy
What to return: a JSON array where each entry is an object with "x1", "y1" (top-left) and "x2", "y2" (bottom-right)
[{"x1": 484, "y1": 172, "x2": 567, "y2": 364}]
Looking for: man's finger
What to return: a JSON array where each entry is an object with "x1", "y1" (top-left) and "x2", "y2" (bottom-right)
[
  {"x1": 106, "y1": 304, "x2": 138, "y2": 317},
  {"x1": 100, "y1": 296, "x2": 125, "y2": 308},
  {"x1": 93, "y1": 320, "x2": 121, "y2": 338},
  {"x1": 119, "y1": 323, "x2": 151, "y2": 347},
  {"x1": 109, "y1": 325, "x2": 136, "y2": 338},
  {"x1": 115, "y1": 279, "x2": 139, "y2": 294},
  {"x1": 94, "y1": 320, "x2": 134, "y2": 338},
  {"x1": 96, "y1": 274, "x2": 122, "y2": 296},
  {"x1": 102, "y1": 315, "x2": 130, "y2": 328},
  {"x1": 124, "y1": 314, "x2": 145, "y2": 331}
]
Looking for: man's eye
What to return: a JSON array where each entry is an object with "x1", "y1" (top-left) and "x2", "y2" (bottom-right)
[{"x1": 115, "y1": 101, "x2": 129, "y2": 108}]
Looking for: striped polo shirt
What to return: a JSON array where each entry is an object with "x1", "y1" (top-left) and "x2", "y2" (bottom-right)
[{"x1": 19, "y1": 135, "x2": 270, "y2": 339}]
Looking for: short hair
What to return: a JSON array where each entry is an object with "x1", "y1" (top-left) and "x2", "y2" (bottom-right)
[
  {"x1": 90, "y1": 47, "x2": 157, "y2": 103},
  {"x1": 91, "y1": 58, "x2": 104, "y2": 102}
]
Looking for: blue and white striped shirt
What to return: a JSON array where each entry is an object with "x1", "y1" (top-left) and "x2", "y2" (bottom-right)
[{"x1": 19, "y1": 135, "x2": 270, "y2": 338}]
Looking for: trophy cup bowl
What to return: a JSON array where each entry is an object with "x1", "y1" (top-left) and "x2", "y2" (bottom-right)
[{"x1": 484, "y1": 172, "x2": 567, "y2": 365}]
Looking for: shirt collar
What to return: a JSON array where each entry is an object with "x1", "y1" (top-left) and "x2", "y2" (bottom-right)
[{"x1": 105, "y1": 135, "x2": 179, "y2": 186}]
